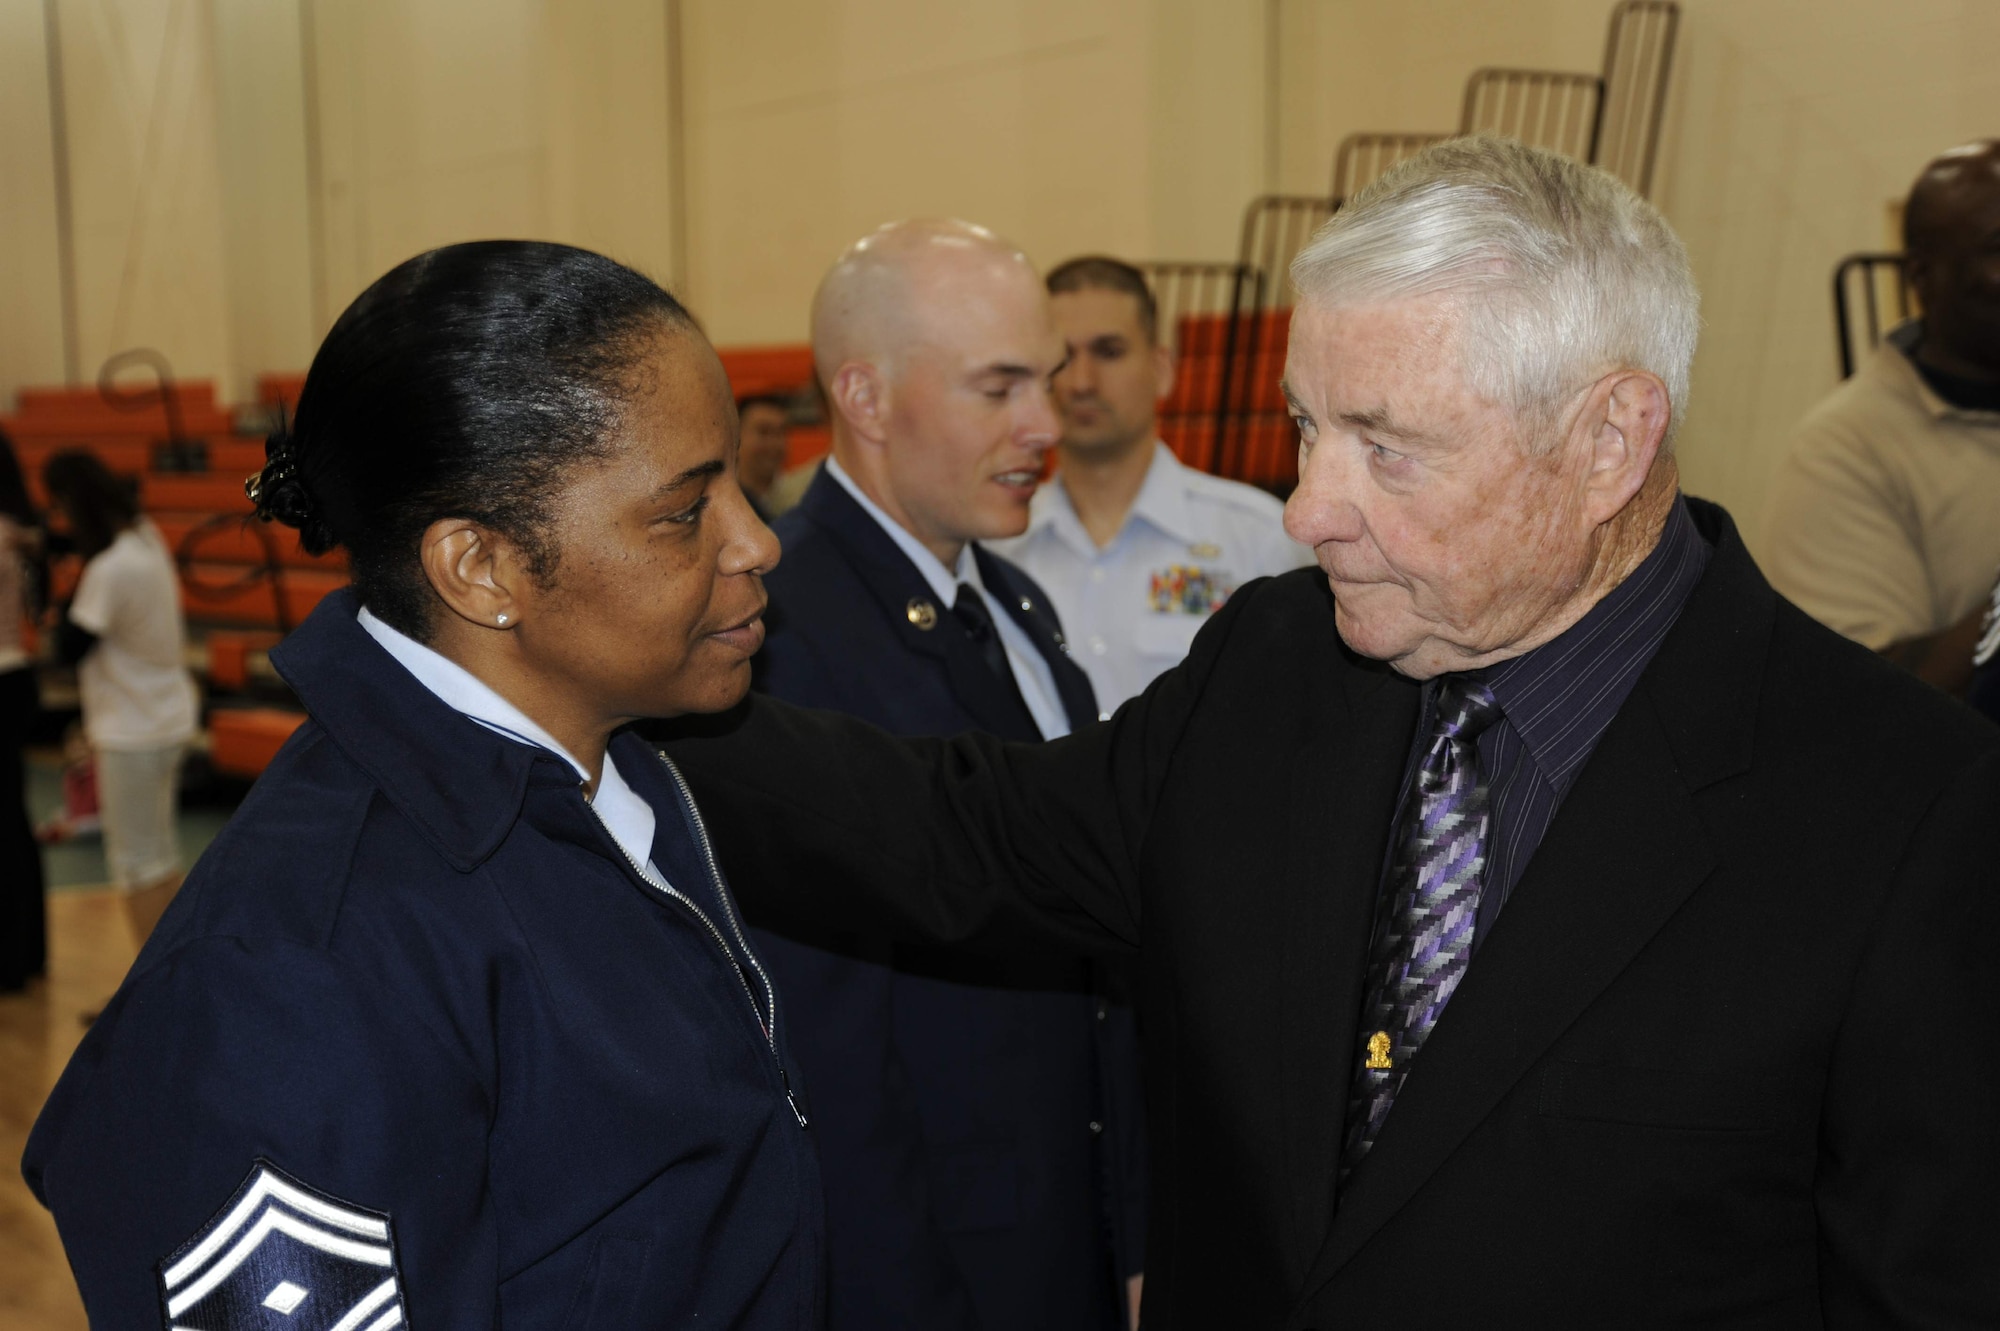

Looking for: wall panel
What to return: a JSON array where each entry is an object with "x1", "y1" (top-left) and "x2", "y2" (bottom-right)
[
  {"x1": 0, "y1": 1, "x2": 68, "y2": 403},
  {"x1": 680, "y1": 0, "x2": 1180, "y2": 345},
  {"x1": 52, "y1": 0, "x2": 234, "y2": 397}
]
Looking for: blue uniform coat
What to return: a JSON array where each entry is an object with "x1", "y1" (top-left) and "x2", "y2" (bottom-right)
[
  {"x1": 24, "y1": 590, "x2": 824, "y2": 1329},
  {"x1": 747, "y1": 469, "x2": 1146, "y2": 1331}
]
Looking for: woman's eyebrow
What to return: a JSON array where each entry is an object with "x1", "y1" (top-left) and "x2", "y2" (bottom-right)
[{"x1": 648, "y1": 459, "x2": 726, "y2": 499}]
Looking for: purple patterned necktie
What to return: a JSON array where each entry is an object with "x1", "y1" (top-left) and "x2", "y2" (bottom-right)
[{"x1": 1341, "y1": 675, "x2": 1506, "y2": 1181}]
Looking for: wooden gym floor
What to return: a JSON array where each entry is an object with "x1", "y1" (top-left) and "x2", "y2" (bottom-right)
[{"x1": 1, "y1": 891, "x2": 135, "y2": 1329}]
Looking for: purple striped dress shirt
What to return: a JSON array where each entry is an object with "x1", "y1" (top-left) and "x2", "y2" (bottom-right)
[{"x1": 1387, "y1": 494, "x2": 1714, "y2": 948}]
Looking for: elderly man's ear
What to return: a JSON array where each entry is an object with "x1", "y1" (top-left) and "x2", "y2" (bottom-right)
[
  {"x1": 1579, "y1": 370, "x2": 1671, "y2": 524},
  {"x1": 830, "y1": 362, "x2": 891, "y2": 444}
]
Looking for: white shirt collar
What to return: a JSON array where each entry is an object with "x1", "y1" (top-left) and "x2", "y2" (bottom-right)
[
  {"x1": 1032, "y1": 441, "x2": 1194, "y2": 554},
  {"x1": 356, "y1": 607, "x2": 662, "y2": 883},
  {"x1": 1125, "y1": 442, "x2": 1197, "y2": 544},
  {"x1": 824, "y1": 456, "x2": 988, "y2": 605},
  {"x1": 822, "y1": 459, "x2": 1074, "y2": 741}
]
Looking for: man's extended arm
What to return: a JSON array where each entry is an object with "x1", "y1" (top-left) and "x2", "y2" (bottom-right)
[{"x1": 659, "y1": 572, "x2": 1268, "y2": 963}]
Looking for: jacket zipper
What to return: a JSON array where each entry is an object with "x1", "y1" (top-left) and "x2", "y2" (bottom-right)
[{"x1": 582, "y1": 765, "x2": 808, "y2": 1130}]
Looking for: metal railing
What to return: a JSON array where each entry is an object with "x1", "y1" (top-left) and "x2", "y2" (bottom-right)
[
  {"x1": 1326, "y1": 0, "x2": 1679, "y2": 202},
  {"x1": 1138, "y1": 261, "x2": 1262, "y2": 473},
  {"x1": 1219, "y1": 198, "x2": 1332, "y2": 487},
  {"x1": 1138, "y1": 260, "x2": 1259, "y2": 359},
  {"x1": 175, "y1": 514, "x2": 296, "y2": 634},
  {"x1": 1235, "y1": 196, "x2": 1333, "y2": 319},
  {"x1": 1594, "y1": 0, "x2": 1680, "y2": 195},
  {"x1": 1461, "y1": 67, "x2": 1602, "y2": 162},
  {"x1": 1834, "y1": 253, "x2": 1911, "y2": 379},
  {"x1": 1332, "y1": 132, "x2": 1452, "y2": 207}
]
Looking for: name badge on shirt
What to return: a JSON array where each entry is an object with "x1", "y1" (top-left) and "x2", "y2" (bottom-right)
[{"x1": 1148, "y1": 563, "x2": 1236, "y2": 616}]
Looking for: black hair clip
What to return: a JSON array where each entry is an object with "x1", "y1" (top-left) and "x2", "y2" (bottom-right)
[{"x1": 245, "y1": 423, "x2": 296, "y2": 511}]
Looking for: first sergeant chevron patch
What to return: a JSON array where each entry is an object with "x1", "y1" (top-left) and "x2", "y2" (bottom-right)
[{"x1": 155, "y1": 1160, "x2": 406, "y2": 1330}]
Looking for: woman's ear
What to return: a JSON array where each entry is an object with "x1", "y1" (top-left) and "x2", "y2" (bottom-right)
[{"x1": 419, "y1": 518, "x2": 527, "y2": 631}]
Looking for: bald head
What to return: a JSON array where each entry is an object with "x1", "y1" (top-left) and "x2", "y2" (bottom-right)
[
  {"x1": 808, "y1": 218, "x2": 1065, "y2": 569},
  {"x1": 811, "y1": 219, "x2": 1045, "y2": 384},
  {"x1": 1906, "y1": 140, "x2": 2000, "y2": 256},
  {"x1": 1904, "y1": 140, "x2": 2000, "y2": 379}
]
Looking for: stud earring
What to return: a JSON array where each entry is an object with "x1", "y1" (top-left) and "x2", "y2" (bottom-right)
[{"x1": 497, "y1": 614, "x2": 509, "y2": 625}]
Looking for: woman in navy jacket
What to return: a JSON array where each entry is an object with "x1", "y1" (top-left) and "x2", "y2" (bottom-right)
[{"x1": 23, "y1": 241, "x2": 819, "y2": 1328}]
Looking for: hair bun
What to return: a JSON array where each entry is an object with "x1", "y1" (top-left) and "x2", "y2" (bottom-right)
[{"x1": 246, "y1": 430, "x2": 338, "y2": 555}]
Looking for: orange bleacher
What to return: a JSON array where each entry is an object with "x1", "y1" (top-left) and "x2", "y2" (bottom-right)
[
  {"x1": 710, "y1": 323, "x2": 1301, "y2": 490},
  {"x1": 5, "y1": 374, "x2": 345, "y2": 776},
  {"x1": 5, "y1": 384, "x2": 239, "y2": 506},
  {"x1": 717, "y1": 345, "x2": 815, "y2": 399},
  {"x1": 208, "y1": 708, "x2": 308, "y2": 779}
]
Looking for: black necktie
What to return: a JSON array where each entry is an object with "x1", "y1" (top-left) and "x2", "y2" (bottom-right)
[{"x1": 952, "y1": 582, "x2": 1021, "y2": 696}]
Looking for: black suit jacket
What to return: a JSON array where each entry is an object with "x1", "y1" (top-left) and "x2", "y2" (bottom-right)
[
  {"x1": 664, "y1": 499, "x2": 2000, "y2": 1328},
  {"x1": 745, "y1": 469, "x2": 1142, "y2": 1331}
]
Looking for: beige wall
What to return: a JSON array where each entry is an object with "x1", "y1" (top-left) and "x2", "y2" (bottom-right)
[
  {"x1": 3, "y1": 0, "x2": 1993, "y2": 542},
  {"x1": 1273, "y1": 0, "x2": 2000, "y2": 552},
  {"x1": 679, "y1": 0, "x2": 1266, "y2": 345},
  {"x1": 0, "y1": 0, "x2": 685, "y2": 405},
  {"x1": 306, "y1": 0, "x2": 680, "y2": 325},
  {"x1": 0, "y1": 0, "x2": 67, "y2": 395},
  {"x1": 213, "y1": 0, "x2": 315, "y2": 393},
  {"x1": 1, "y1": 0, "x2": 1264, "y2": 400},
  {"x1": 2, "y1": 0, "x2": 236, "y2": 403}
]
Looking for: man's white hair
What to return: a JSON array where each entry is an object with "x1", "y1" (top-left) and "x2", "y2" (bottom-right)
[{"x1": 1290, "y1": 136, "x2": 1699, "y2": 451}]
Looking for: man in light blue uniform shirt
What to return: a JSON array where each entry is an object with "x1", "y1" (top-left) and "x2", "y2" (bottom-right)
[{"x1": 993, "y1": 256, "x2": 1314, "y2": 711}]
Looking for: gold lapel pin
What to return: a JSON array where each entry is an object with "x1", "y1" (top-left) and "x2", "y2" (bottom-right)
[
  {"x1": 906, "y1": 598, "x2": 939, "y2": 631},
  {"x1": 1365, "y1": 1031, "x2": 1393, "y2": 1070},
  {"x1": 1189, "y1": 541, "x2": 1222, "y2": 560}
]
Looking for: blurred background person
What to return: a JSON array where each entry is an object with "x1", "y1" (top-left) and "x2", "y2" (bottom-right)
[
  {"x1": 747, "y1": 219, "x2": 1146, "y2": 1331},
  {"x1": 993, "y1": 257, "x2": 1313, "y2": 711},
  {"x1": 0, "y1": 427, "x2": 47, "y2": 993},
  {"x1": 1762, "y1": 140, "x2": 2000, "y2": 695},
  {"x1": 736, "y1": 392, "x2": 792, "y2": 518},
  {"x1": 41, "y1": 451, "x2": 198, "y2": 947},
  {"x1": 763, "y1": 454, "x2": 824, "y2": 518}
]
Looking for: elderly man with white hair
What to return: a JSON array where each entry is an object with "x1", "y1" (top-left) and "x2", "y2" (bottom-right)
[{"x1": 661, "y1": 139, "x2": 2000, "y2": 1326}]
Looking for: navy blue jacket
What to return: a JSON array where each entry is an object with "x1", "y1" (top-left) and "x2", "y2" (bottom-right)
[
  {"x1": 749, "y1": 469, "x2": 1145, "y2": 1331},
  {"x1": 24, "y1": 590, "x2": 824, "y2": 1329}
]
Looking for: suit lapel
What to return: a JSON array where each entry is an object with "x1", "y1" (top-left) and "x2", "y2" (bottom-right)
[
  {"x1": 1275, "y1": 651, "x2": 1415, "y2": 1287},
  {"x1": 796, "y1": 473, "x2": 1042, "y2": 741},
  {"x1": 977, "y1": 546, "x2": 1101, "y2": 731},
  {"x1": 1292, "y1": 497, "x2": 1769, "y2": 1305}
]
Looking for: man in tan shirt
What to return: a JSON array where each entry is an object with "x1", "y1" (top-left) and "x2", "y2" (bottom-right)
[{"x1": 1763, "y1": 139, "x2": 2000, "y2": 694}]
